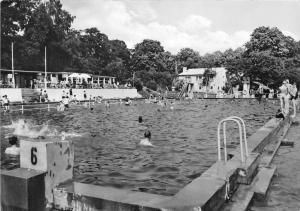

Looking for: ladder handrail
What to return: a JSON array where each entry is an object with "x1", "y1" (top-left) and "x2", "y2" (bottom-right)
[
  {"x1": 226, "y1": 116, "x2": 248, "y2": 156},
  {"x1": 218, "y1": 118, "x2": 244, "y2": 162},
  {"x1": 217, "y1": 116, "x2": 248, "y2": 163}
]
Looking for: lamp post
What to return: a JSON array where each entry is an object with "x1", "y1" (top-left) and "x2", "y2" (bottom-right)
[
  {"x1": 11, "y1": 42, "x2": 15, "y2": 88},
  {"x1": 133, "y1": 71, "x2": 135, "y2": 87},
  {"x1": 44, "y1": 46, "x2": 47, "y2": 89}
]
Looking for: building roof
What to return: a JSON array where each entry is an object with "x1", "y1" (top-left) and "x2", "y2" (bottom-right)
[
  {"x1": 92, "y1": 75, "x2": 116, "y2": 79},
  {"x1": 178, "y1": 68, "x2": 205, "y2": 76},
  {"x1": 0, "y1": 69, "x2": 115, "y2": 78},
  {"x1": 178, "y1": 67, "x2": 226, "y2": 76},
  {"x1": 0, "y1": 69, "x2": 75, "y2": 75}
]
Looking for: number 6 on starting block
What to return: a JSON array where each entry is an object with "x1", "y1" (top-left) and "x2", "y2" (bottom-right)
[
  {"x1": 20, "y1": 139, "x2": 74, "y2": 205},
  {"x1": 20, "y1": 141, "x2": 48, "y2": 171}
]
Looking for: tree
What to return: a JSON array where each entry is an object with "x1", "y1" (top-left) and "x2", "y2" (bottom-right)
[
  {"x1": 176, "y1": 48, "x2": 200, "y2": 70},
  {"x1": 242, "y1": 26, "x2": 298, "y2": 87},
  {"x1": 223, "y1": 47, "x2": 246, "y2": 86},
  {"x1": 103, "y1": 60, "x2": 129, "y2": 82},
  {"x1": 202, "y1": 68, "x2": 217, "y2": 86},
  {"x1": 1, "y1": 0, "x2": 39, "y2": 37},
  {"x1": 200, "y1": 51, "x2": 225, "y2": 68},
  {"x1": 130, "y1": 39, "x2": 175, "y2": 90},
  {"x1": 134, "y1": 39, "x2": 164, "y2": 54},
  {"x1": 245, "y1": 26, "x2": 296, "y2": 58},
  {"x1": 17, "y1": 0, "x2": 75, "y2": 71},
  {"x1": 1, "y1": 0, "x2": 39, "y2": 69}
]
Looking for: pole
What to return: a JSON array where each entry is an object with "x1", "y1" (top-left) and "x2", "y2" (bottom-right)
[
  {"x1": 44, "y1": 46, "x2": 47, "y2": 89},
  {"x1": 11, "y1": 42, "x2": 15, "y2": 88},
  {"x1": 133, "y1": 72, "x2": 135, "y2": 87}
]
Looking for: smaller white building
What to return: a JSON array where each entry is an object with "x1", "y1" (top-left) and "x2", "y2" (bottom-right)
[{"x1": 178, "y1": 67, "x2": 227, "y2": 93}]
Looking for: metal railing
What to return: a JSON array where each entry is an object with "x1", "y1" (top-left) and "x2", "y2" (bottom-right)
[{"x1": 217, "y1": 116, "x2": 249, "y2": 163}]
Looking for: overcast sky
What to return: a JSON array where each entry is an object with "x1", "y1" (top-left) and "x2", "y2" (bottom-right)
[{"x1": 61, "y1": 0, "x2": 300, "y2": 55}]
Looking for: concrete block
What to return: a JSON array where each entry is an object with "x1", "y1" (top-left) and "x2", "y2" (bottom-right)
[
  {"x1": 221, "y1": 184, "x2": 254, "y2": 211},
  {"x1": 1, "y1": 168, "x2": 46, "y2": 211},
  {"x1": 237, "y1": 153, "x2": 260, "y2": 185},
  {"x1": 252, "y1": 166, "x2": 276, "y2": 201},
  {"x1": 158, "y1": 160, "x2": 242, "y2": 211},
  {"x1": 20, "y1": 139, "x2": 74, "y2": 205}
]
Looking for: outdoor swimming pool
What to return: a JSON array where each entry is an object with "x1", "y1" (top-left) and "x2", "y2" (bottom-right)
[{"x1": 1, "y1": 99, "x2": 278, "y2": 195}]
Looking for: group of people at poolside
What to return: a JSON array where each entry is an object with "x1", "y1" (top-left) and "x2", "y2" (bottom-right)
[
  {"x1": 55, "y1": 89, "x2": 137, "y2": 111},
  {"x1": 278, "y1": 79, "x2": 298, "y2": 118}
]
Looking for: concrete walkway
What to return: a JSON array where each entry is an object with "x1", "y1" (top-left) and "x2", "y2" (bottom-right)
[{"x1": 251, "y1": 116, "x2": 300, "y2": 211}]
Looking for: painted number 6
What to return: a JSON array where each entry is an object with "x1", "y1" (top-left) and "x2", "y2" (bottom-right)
[{"x1": 31, "y1": 147, "x2": 37, "y2": 165}]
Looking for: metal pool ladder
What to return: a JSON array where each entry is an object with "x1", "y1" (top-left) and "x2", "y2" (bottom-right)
[{"x1": 217, "y1": 116, "x2": 249, "y2": 163}]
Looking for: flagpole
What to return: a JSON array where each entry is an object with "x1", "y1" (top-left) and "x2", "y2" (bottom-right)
[
  {"x1": 11, "y1": 42, "x2": 15, "y2": 88},
  {"x1": 44, "y1": 46, "x2": 47, "y2": 89}
]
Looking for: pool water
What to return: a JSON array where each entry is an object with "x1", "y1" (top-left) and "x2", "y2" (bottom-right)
[{"x1": 1, "y1": 99, "x2": 278, "y2": 195}]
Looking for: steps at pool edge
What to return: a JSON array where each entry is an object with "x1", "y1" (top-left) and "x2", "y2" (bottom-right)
[
  {"x1": 221, "y1": 116, "x2": 291, "y2": 211},
  {"x1": 221, "y1": 166, "x2": 277, "y2": 211}
]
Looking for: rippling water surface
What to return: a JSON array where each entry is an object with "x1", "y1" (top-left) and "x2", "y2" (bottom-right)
[{"x1": 1, "y1": 99, "x2": 278, "y2": 195}]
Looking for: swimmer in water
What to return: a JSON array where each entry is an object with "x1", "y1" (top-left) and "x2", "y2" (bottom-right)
[
  {"x1": 5, "y1": 136, "x2": 20, "y2": 155},
  {"x1": 138, "y1": 116, "x2": 143, "y2": 123},
  {"x1": 170, "y1": 101, "x2": 175, "y2": 110},
  {"x1": 139, "y1": 130, "x2": 153, "y2": 146},
  {"x1": 62, "y1": 96, "x2": 70, "y2": 110},
  {"x1": 57, "y1": 101, "x2": 65, "y2": 111},
  {"x1": 105, "y1": 101, "x2": 110, "y2": 108}
]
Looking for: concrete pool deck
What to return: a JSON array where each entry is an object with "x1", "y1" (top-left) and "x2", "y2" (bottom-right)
[
  {"x1": 1, "y1": 114, "x2": 292, "y2": 211},
  {"x1": 250, "y1": 115, "x2": 300, "y2": 211}
]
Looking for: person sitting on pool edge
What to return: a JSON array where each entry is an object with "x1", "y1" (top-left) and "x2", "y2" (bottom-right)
[
  {"x1": 139, "y1": 130, "x2": 153, "y2": 146},
  {"x1": 5, "y1": 136, "x2": 20, "y2": 155}
]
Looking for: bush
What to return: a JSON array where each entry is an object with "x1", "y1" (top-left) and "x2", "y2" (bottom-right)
[{"x1": 146, "y1": 80, "x2": 158, "y2": 91}]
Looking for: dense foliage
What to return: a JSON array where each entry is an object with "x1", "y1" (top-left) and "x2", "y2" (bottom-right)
[{"x1": 1, "y1": 0, "x2": 300, "y2": 90}]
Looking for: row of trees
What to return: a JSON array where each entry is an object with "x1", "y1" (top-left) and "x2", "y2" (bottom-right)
[{"x1": 1, "y1": 0, "x2": 300, "y2": 91}]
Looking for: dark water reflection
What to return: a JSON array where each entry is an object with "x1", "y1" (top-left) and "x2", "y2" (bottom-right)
[{"x1": 1, "y1": 99, "x2": 278, "y2": 195}]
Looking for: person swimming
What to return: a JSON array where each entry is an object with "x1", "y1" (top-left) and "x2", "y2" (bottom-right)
[
  {"x1": 105, "y1": 100, "x2": 110, "y2": 108},
  {"x1": 62, "y1": 96, "x2": 70, "y2": 110},
  {"x1": 57, "y1": 101, "x2": 65, "y2": 111},
  {"x1": 5, "y1": 136, "x2": 20, "y2": 155},
  {"x1": 138, "y1": 116, "x2": 143, "y2": 123},
  {"x1": 139, "y1": 130, "x2": 153, "y2": 146},
  {"x1": 125, "y1": 98, "x2": 132, "y2": 106}
]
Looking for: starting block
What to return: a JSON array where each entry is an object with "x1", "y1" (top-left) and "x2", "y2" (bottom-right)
[{"x1": 20, "y1": 139, "x2": 74, "y2": 205}]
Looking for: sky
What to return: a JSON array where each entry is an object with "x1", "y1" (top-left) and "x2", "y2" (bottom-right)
[{"x1": 61, "y1": 0, "x2": 300, "y2": 55}]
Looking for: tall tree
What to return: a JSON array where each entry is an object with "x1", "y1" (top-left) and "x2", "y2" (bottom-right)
[
  {"x1": 131, "y1": 39, "x2": 175, "y2": 90},
  {"x1": 1, "y1": 0, "x2": 39, "y2": 69},
  {"x1": 176, "y1": 48, "x2": 200, "y2": 70},
  {"x1": 243, "y1": 26, "x2": 298, "y2": 87},
  {"x1": 19, "y1": 0, "x2": 75, "y2": 71}
]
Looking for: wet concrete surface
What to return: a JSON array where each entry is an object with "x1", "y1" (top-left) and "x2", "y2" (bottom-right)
[{"x1": 251, "y1": 116, "x2": 300, "y2": 211}]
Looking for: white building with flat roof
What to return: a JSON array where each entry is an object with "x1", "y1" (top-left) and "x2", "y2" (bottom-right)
[{"x1": 178, "y1": 67, "x2": 227, "y2": 93}]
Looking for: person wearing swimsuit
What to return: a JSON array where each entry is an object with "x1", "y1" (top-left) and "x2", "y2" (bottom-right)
[
  {"x1": 290, "y1": 82, "x2": 298, "y2": 118},
  {"x1": 279, "y1": 79, "x2": 290, "y2": 116}
]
